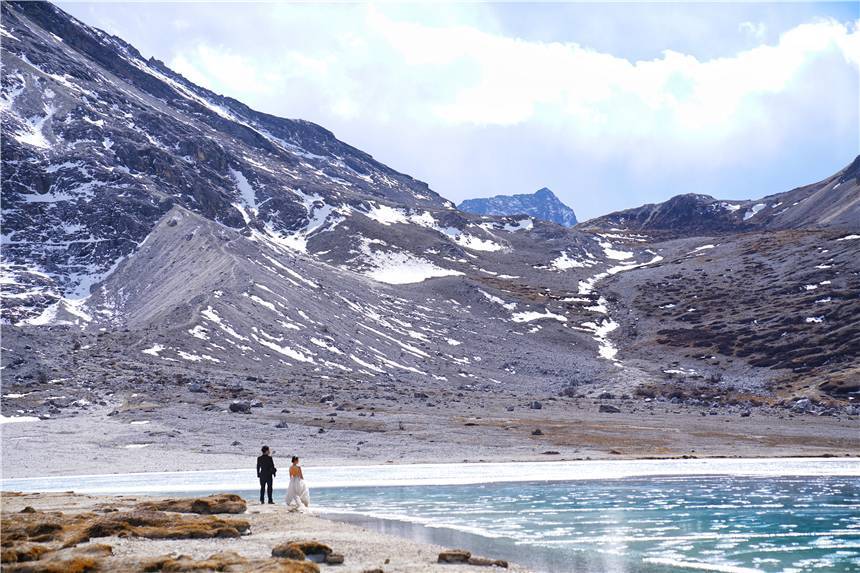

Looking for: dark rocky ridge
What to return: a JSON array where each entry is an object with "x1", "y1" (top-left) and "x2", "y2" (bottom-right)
[
  {"x1": 582, "y1": 160, "x2": 859, "y2": 236},
  {"x1": 459, "y1": 187, "x2": 578, "y2": 227}
]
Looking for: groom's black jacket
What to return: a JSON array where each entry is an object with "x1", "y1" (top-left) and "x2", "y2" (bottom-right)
[{"x1": 257, "y1": 455, "x2": 277, "y2": 478}]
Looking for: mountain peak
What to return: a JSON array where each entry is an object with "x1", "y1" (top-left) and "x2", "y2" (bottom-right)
[{"x1": 458, "y1": 188, "x2": 577, "y2": 227}]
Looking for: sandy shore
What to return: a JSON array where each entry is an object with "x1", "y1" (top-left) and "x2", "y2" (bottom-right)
[
  {"x1": 0, "y1": 491, "x2": 528, "y2": 572},
  {"x1": 1, "y1": 394, "x2": 858, "y2": 478}
]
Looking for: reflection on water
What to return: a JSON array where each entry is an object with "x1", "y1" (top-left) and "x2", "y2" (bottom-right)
[{"x1": 311, "y1": 477, "x2": 860, "y2": 573}]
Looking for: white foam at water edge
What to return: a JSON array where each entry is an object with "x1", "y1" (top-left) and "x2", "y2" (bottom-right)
[
  {"x1": 2, "y1": 458, "x2": 858, "y2": 495},
  {"x1": 643, "y1": 557, "x2": 762, "y2": 573}
]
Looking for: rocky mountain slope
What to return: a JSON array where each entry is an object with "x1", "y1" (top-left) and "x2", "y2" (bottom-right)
[
  {"x1": 459, "y1": 187, "x2": 578, "y2": 227},
  {"x1": 1, "y1": 0, "x2": 858, "y2": 444},
  {"x1": 583, "y1": 157, "x2": 860, "y2": 236}
]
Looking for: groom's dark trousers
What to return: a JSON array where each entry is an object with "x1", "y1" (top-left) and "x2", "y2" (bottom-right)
[{"x1": 257, "y1": 454, "x2": 276, "y2": 503}]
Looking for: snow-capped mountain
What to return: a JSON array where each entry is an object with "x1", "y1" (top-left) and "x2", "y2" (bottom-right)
[
  {"x1": 459, "y1": 188, "x2": 578, "y2": 227},
  {"x1": 2, "y1": 0, "x2": 858, "y2": 427}
]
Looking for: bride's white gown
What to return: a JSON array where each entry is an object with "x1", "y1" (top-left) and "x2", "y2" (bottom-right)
[{"x1": 285, "y1": 469, "x2": 310, "y2": 510}]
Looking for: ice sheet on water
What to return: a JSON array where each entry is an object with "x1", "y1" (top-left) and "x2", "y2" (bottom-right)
[{"x1": 4, "y1": 458, "x2": 857, "y2": 493}]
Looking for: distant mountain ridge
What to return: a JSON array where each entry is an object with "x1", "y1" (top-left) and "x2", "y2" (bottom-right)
[
  {"x1": 458, "y1": 187, "x2": 578, "y2": 227},
  {"x1": 582, "y1": 158, "x2": 860, "y2": 236}
]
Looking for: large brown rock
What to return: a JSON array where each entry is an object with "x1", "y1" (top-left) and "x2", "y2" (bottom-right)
[
  {"x1": 250, "y1": 560, "x2": 320, "y2": 573},
  {"x1": 276, "y1": 541, "x2": 331, "y2": 560},
  {"x1": 271, "y1": 543, "x2": 306, "y2": 560},
  {"x1": 437, "y1": 549, "x2": 471, "y2": 563},
  {"x1": 135, "y1": 494, "x2": 247, "y2": 515},
  {"x1": 468, "y1": 556, "x2": 509, "y2": 568}
]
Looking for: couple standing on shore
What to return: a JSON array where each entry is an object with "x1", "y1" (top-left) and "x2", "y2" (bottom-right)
[{"x1": 256, "y1": 445, "x2": 310, "y2": 509}]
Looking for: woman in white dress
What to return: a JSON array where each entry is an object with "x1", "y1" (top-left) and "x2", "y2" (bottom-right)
[{"x1": 284, "y1": 456, "x2": 310, "y2": 510}]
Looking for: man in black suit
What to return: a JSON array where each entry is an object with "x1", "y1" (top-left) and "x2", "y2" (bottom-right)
[{"x1": 256, "y1": 445, "x2": 277, "y2": 504}]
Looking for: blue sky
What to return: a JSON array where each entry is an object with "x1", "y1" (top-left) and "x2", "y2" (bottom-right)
[{"x1": 59, "y1": 2, "x2": 859, "y2": 220}]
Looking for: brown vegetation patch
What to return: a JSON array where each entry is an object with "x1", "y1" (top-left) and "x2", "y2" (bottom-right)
[
  {"x1": 2, "y1": 508, "x2": 250, "y2": 551},
  {"x1": 141, "y1": 550, "x2": 249, "y2": 571},
  {"x1": 135, "y1": 494, "x2": 247, "y2": 515}
]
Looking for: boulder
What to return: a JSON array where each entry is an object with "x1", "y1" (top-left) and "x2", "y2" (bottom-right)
[
  {"x1": 274, "y1": 541, "x2": 332, "y2": 563},
  {"x1": 528, "y1": 401, "x2": 542, "y2": 410},
  {"x1": 599, "y1": 405, "x2": 621, "y2": 413},
  {"x1": 325, "y1": 553, "x2": 345, "y2": 565},
  {"x1": 792, "y1": 398, "x2": 812, "y2": 413},
  {"x1": 229, "y1": 401, "x2": 251, "y2": 414},
  {"x1": 438, "y1": 549, "x2": 471, "y2": 563},
  {"x1": 468, "y1": 557, "x2": 509, "y2": 568},
  {"x1": 135, "y1": 494, "x2": 247, "y2": 515},
  {"x1": 272, "y1": 543, "x2": 306, "y2": 560}
]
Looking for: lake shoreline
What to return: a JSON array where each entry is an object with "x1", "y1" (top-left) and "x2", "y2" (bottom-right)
[
  {"x1": 3, "y1": 462, "x2": 858, "y2": 573},
  {"x1": 0, "y1": 491, "x2": 530, "y2": 573}
]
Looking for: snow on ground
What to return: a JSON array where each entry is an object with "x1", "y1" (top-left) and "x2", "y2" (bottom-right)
[
  {"x1": 836, "y1": 234, "x2": 860, "y2": 241},
  {"x1": 201, "y1": 307, "x2": 249, "y2": 341},
  {"x1": 12, "y1": 103, "x2": 55, "y2": 149},
  {"x1": 551, "y1": 250, "x2": 597, "y2": 270},
  {"x1": 585, "y1": 296, "x2": 609, "y2": 314},
  {"x1": 743, "y1": 203, "x2": 766, "y2": 220},
  {"x1": 177, "y1": 350, "x2": 220, "y2": 363},
  {"x1": 511, "y1": 310, "x2": 567, "y2": 323},
  {"x1": 574, "y1": 250, "x2": 664, "y2": 363},
  {"x1": 578, "y1": 255, "x2": 664, "y2": 296},
  {"x1": 356, "y1": 239, "x2": 463, "y2": 285},
  {"x1": 363, "y1": 203, "x2": 408, "y2": 226},
  {"x1": 500, "y1": 218, "x2": 534, "y2": 232},
  {"x1": 188, "y1": 325, "x2": 209, "y2": 340},
  {"x1": 350, "y1": 354, "x2": 385, "y2": 373},
  {"x1": 479, "y1": 289, "x2": 517, "y2": 311},
  {"x1": 141, "y1": 344, "x2": 164, "y2": 356},
  {"x1": 229, "y1": 168, "x2": 257, "y2": 223},
  {"x1": 0, "y1": 415, "x2": 40, "y2": 424},
  {"x1": 448, "y1": 232, "x2": 505, "y2": 252},
  {"x1": 577, "y1": 318, "x2": 620, "y2": 361},
  {"x1": 250, "y1": 330, "x2": 313, "y2": 362},
  {"x1": 310, "y1": 337, "x2": 343, "y2": 354},
  {"x1": 362, "y1": 204, "x2": 506, "y2": 252},
  {"x1": 596, "y1": 238, "x2": 633, "y2": 261},
  {"x1": 805, "y1": 316, "x2": 825, "y2": 323}
]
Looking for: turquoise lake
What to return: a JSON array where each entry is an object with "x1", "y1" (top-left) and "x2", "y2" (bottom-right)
[
  {"x1": 312, "y1": 476, "x2": 860, "y2": 572},
  {"x1": 4, "y1": 459, "x2": 859, "y2": 572}
]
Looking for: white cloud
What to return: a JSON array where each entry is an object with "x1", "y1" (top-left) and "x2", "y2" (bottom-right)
[
  {"x1": 155, "y1": 6, "x2": 857, "y2": 217},
  {"x1": 170, "y1": 11, "x2": 858, "y2": 140}
]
